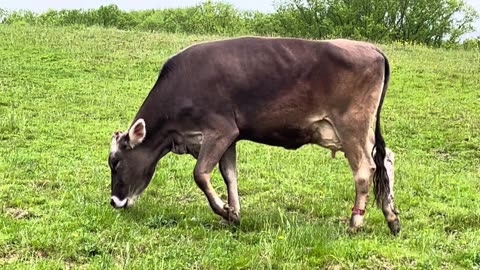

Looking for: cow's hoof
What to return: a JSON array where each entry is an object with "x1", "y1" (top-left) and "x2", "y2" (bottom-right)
[
  {"x1": 349, "y1": 214, "x2": 364, "y2": 229},
  {"x1": 388, "y1": 218, "x2": 401, "y2": 236},
  {"x1": 347, "y1": 225, "x2": 363, "y2": 234},
  {"x1": 223, "y1": 204, "x2": 240, "y2": 225},
  {"x1": 222, "y1": 215, "x2": 240, "y2": 226},
  {"x1": 348, "y1": 214, "x2": 365, "y2": 234}
]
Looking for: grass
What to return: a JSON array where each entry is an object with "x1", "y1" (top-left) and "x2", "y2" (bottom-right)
[{"x1": 0, "y1": 24, "x2": 479, "y2": 269}]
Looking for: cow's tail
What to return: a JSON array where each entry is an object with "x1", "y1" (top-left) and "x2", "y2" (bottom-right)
[{"x1": 372, "y1": 49, "x2": 390, "y2": 208}]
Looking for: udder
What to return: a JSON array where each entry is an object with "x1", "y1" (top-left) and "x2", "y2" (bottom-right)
[{"x1": 309, "y1": 118, "x2": 343, "y2": 153}]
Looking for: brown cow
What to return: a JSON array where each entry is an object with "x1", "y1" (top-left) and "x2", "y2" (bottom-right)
[{"x1": 108, "y1": 37, "x2": 400, "y2": 235}]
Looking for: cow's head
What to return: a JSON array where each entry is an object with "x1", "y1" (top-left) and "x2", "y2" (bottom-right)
[{"x1": 108, "y1": 118, "x2": 155, "y2": 209}]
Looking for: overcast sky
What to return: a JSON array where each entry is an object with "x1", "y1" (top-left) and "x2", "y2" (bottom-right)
[{"x1": 1, "y1": 0, "x2": 479, "y2": 37}]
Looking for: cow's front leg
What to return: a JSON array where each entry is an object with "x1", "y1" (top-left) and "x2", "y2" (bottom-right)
[
  {"x1": 193, "y1": 131, "x2": 239, "y2": 222},
  {"x1": 219, "y1": 143, "x2": 240, "y2": 224}
]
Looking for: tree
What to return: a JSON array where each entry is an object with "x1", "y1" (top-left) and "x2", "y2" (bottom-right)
[
  {"x1": 274, "y1": 0, "x2": 479, "y2": 46},
  {"x1": 0, "y1": 8, "x2": 7, "y2": 23}
]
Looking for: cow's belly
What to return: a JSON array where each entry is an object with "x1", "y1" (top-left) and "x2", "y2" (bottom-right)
[
  {"x1": 239, "y1": 118, "x2": 343, "y2": 151},
  {"x1": 255, "y1": 127, "x2": 313, "y2": 150}
]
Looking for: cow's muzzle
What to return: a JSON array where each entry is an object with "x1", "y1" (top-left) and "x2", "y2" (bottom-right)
[
  {"x1": 110, "y1": 196, "x2": 128, "y2": 209},
  {"x1": 110, "y1": 195, "x2": 138, "y2": 209}
]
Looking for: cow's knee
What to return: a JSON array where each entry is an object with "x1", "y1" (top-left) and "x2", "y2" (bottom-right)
[{"x1": 193, "y1": 168, "x2": 209, "y2": 190}]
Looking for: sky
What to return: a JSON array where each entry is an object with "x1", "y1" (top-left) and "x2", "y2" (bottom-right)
[{"x1": 1, "y1": 0, "x2": 479, "y2": 37}]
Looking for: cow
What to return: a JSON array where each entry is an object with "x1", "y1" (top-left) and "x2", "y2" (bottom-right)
[{"x1": 108, "y1": 36, "x2": 401, "y2": 235}]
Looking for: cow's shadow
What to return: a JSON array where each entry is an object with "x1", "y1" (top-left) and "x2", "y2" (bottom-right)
[{"x1": 119, "y1": 205, "x2": 362, "y2": 236}]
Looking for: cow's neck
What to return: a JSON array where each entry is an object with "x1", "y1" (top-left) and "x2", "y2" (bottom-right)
[{"x1": 132, "y1": 97, "x2": 172, "y2": 161}]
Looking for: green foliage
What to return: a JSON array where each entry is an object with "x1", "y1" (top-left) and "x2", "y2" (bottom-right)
[
  {"x1": 0, "y1": 0, "x2": 478, "y2": 47},
  {"x1": 0, "y1": 8, "x2": 7, "y2": 23},
  {"x1": 1, "y1": 2, "x2": 251, "y2": 36},
  {"x1": 0, "y1": 24, "x2": 479, "y2": 269},
  {"x1": 135, "y1": 2, "x2": 247, "y2": 35},
  {"x1": 462, "y1": 37, "x2": 480, "y2": 50},
  {"x1": 274, "y1": 0, "x2": 479, "y2": 46}
]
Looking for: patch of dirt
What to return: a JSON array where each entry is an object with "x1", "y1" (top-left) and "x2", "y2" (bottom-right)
[
  {"x1": 327, "y1": 265, "x2": 347, "y2": 270},
  {"x1": 35, "y1": 248, "x2": 49, "y2": 258},
  {"x1": 0, "y1": 252, "x2": 20, "y2": 264},
  {"x1": 5, "y1": 207, "x2": 30, "y2": 219}
]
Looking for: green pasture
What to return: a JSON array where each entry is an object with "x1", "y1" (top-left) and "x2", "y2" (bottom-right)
[{"x1": 0, "y1": 25, "x2": 479, "y2": 269}]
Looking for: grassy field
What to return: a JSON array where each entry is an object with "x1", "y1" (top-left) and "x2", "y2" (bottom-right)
[{"x1": 0, "y1": 25, "x2": 479, "y2": 269}]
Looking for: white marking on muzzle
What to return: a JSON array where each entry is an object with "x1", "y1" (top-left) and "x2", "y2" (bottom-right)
[{"x1": 111, "y1": 196, "x2": 127, "y2": 208}]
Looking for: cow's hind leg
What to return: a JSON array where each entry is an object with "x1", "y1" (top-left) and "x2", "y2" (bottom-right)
[
  {"x1": 193, "y1": 128, "x2": 240, "y2": 224},
  {"x1": 219, "y1": 143, "x2": 241, "y2": 224},
  {"x1": 344, "y1": 131, "x2": 400, "y2": 234},
  {"x1": 382, "y1": 147, "x2": 400, "y2": 234},
  {"x1": 344, "y1": 138, "x2": 376, "y2": 232}
]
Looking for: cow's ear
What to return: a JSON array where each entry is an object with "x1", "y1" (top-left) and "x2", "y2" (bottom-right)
[{"x1": 128, "y1": 118, "x2": 146, "y2": 148}]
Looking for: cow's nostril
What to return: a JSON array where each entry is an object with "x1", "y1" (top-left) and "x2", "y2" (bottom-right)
[{"x1": 110, "y1": 199, "x2": 115, "y2": 207}]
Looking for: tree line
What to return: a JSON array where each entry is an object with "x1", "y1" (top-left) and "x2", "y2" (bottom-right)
[{"x1": 0, "y1": 0, "x2": 478, "y2": 48}]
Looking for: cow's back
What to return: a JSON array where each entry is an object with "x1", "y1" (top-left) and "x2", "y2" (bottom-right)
[{"x1": 154, "y1": 37, "x2": 385, "y2": 148}]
